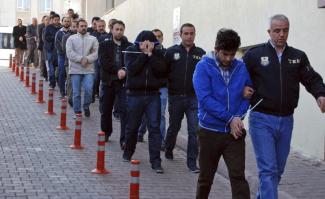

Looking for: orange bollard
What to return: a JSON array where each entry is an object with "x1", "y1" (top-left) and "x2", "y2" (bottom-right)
[
  {"x1": 56, "y1": 97, "x2": 69, "y2": 130},
  {"x1": 45, "y1": 88, "x2": 55, "y2": 115},
  {"x1": 130, "y1": 160, "x2": 140, "y2": 199},
  {"x1": 20, "y1": 65, "x2": 24, "y2": 81},
  {"x1": 36, "y1": 79, "x2": 45, "y2": 103},
  {"x1": 70, "y1": 114, "x2": 84, "y2": 149},
  {"x1": 92, "y1": 131, "x2": 110, "y2": 174},
  {"x1": 15, "y1": 63, "x2": 19, "y2": 76},
  {"x1": 30, "y1": 73, "x2": 37, "y2": 95},
  {"x1": 9, "y1": 54, "x2": 12, "y2": 68},
  {"x1": 25, "y1": 66, "x2": 30, "y2": 87},
  {"x1": 12, "y1": 58, "x2": 16, "y2": 72}
]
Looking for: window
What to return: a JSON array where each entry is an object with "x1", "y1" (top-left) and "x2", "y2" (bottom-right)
[
  {"x1": 318, "y1": 0, "x2": 325, "y2": 8},
  {"x1": 106, "y1": 0, "x2": 126, "y2": 11},
  {"x1": 40, "y1": 0, "x2": 53, "y2": 12},
  {"x1": 17, "y1": 0, "x2": 30, "y2": 11}
]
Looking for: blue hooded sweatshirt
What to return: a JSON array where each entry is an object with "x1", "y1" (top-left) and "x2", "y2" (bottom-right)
[{"x1": 193, "y1": 51, "x2": 252, "y2": 133}]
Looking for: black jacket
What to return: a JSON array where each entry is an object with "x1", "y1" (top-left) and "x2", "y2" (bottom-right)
[
  {"x1": 165, "y1": 44, "x2": 206, "y2": 96},
  {"x1": 12, "y1": 25, "x2": 27, "y2": 49},
  {"x1": 124, "y1": 31, "x2": 166, "y2": 95},
  {"x1": 37, "y1": 23, "x2": 45, "y2": 51},
  {"x1": 99, "y1": 37, "x2": 132, "y2": 86},
  {"x1": 243, "y1": 41, "x2": 325, "y2": 116},
  {"x1": 44, "y1": 24, "x2": 61, "y2": 51}
]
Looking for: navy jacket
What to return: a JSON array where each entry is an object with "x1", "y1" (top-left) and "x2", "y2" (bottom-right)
[
  {"x1": 193, "y1": 52, "x2": 251, "y2": 133},
  {"x1": 55, "y1": 28, "x2": 69, "y2": 55},
  {"x1": 243, "y1": 41, "x2": 325, "y2": 116},
  {"x1": 124, "y1": 31, "x2": 166, "y2": 95},
  {"x1": 165, "y1": 44, "x2": 206, "y2": 96},
  {"x1": 44, "y1": 24, "x2": 61, "y2": 51}
]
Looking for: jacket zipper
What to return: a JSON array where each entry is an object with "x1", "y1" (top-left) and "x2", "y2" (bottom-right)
[
  {"x1": 183, "y1": 52, "x2": 189, "y2": 95},
  {"x1": 145, "y1": 67, "x2": 148, "y2": 96},
  {"x1": 279, "y1": 60, "x2": 283, "y2": 114}
]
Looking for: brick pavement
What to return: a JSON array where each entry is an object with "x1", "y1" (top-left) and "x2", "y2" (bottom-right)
[{"x1": 0, "y1": 64, "x2": 239, "y2": 199}]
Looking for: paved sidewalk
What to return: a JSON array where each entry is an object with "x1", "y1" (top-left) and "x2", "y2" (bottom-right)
[{"x1": 0, "y1": 64, "x2": 239, "y2": 199}]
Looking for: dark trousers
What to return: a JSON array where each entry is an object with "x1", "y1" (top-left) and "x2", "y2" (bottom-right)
[
  {"x1": 196, "y1": 128, "x2": 250, "y2": 199},
  {"x1": 165, "y1": 95, "x2": 198, "y2": 169},
  {"x1": 99, "y1": 82, "x2": 127, "y2": 145},
  {"x1": 124, "y1": 95, "x2": 161, "y2": 167}
]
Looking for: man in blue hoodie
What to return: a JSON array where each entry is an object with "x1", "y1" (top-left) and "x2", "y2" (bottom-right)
[{"x1": 193, "y1": 29, "x2": 251, "y2": 199}]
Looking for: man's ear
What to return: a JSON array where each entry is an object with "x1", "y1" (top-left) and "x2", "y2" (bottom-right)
[{"x1": 267, "y1": 29, "x2": 271, "y2": 34}]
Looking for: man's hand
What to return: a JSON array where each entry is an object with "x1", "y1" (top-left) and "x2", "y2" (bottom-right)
[
  {"x1": 147, "y1": 42, "x2": 154, "y2": 56},
  {"x1": 139, "y1": 41, "x2": 147, "y2": 53},
  {"x1": 243, "y1": 86, "x2": 254, "y2": 99},
  {"x1": 230, "y1": 117, "x2": 244, "y2": 139},
  {"x1": 317, "y1": 96, "x2": 325, "y2": 113},
  {"x1": 19, "y1": 36, "x2": 23, "y2": 42},
  {"x1": 81, "y1": 58, "x2": 88, "y2": 67},
  {"x1": 118, "y1": 69, "x2": 126, "y2": 80}
]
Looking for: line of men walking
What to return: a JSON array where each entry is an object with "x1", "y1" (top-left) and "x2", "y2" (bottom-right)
[{"x1": 12, "y1": 12, "x2": 325, "y2": 199}]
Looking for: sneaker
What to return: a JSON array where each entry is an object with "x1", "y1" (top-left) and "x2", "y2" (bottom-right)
[
  {"x1": 137, "y1": 136, "x2": 144, "y2": 142},
  {"x1": 152, "y1": 165, "x2": 164, "y2": 174},
  {"x1": 105, "y1": 134, "x2": 110, "y2": 142},
  {"x1": 122, "y1": 153, "x2": 131, "y2": 162},
  {"x1": 189, "y1": 167, "x2": 200, "y2": 174},
  {"x1": 165, "y1": 150, "x2": 174, "y2": 160},
  {"x1": 84, "y1": 108, "x2": 90, "y2": 117},
  {"x1": 120, "y1": 142, "x2": 126, "y2": 150}
]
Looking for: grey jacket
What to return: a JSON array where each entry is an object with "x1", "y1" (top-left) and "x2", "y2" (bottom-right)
[{"x1": 66, "y1": 32, "x2": 98, "y2": 74}]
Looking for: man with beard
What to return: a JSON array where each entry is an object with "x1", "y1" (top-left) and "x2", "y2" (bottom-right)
[
  {"x1": 12, "y1": 18, "x2": 26, "y2": 66},
  {"x1": 66, "y1": 19, "x2": 98, "y2": 117},
  {"x1": 44, "y1": 13, "x2": 61, "y2": 89},
  {"x1": 55, "y1": 17, "x2": 71, "y2": 98},
  {"x1": 62, "y1": 21, "x2": 77, "y2": 107},
  {"x1": 98, "y1": 20, "x2": 132, "y2": 147},
  {"x1": 25, "y1": 18, "x2": 39, "y2": 68}
]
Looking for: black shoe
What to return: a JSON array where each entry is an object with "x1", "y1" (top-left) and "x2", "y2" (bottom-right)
[
  {"x1": 189, "y1": 166, "x2": 200, "y2": 174},
  {"x1": 68, "y1": 98, "x2": 73, "y2": 107},
  {"x1": 137, "y1": 136, "x2": 144, "y2": 142},
  {"x1": 120, "y1": 142, "x2": 126, "y2": 150},
  {"x1": 165, "y1": 150, "x2": 174, "y2": 160},
  {"x1": 122, "y1": 153, "x2": 131, "y2": 162},
  {"x1": 84, "y1": 108, "x2": 90, "y2": 117},
  {"x1": 152, "y1": 165, "x2": 164, "y2": 174},
  {"x1": 105, "y1": 134, "x2": 109, "y2": 142}
]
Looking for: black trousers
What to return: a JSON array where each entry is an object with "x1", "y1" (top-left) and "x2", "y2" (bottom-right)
[
  {"x1": 196, "y1": 128, "x2": 250, "y2": 199},
  {"x1": 99, "y1": 81, "x2": 127, "y2": 145}
]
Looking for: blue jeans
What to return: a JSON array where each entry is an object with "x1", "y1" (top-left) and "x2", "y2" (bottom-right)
[
  {"x1": 249, "y1": 111, "x2": 293, "y2": 199},
  {"x1": 58, "y1": 54, "x2": 66, "y2": 96},
  {"x1": 124, "y1": 95, "x2": 161, "y2": 167},
  {"x1": 47, "y1": 51, "x2": 56, "y2": 88},
  {"x1": 70, "y1": 74, "x2": 95, "y2": 113},
  {"x1": 138, "y1": 87, "x2": 168, "y2": 141},
  {"x1": 165, "y1": 95, "x2": 198, "y2": 169}
]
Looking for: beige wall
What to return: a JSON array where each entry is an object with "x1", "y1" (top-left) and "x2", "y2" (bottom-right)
[
  {"x1": 0, "y1": 0, "x2": 16, "y2": 26},
  {"x1": 103, "y1": 0, "x2": 325, "y2": 160}
]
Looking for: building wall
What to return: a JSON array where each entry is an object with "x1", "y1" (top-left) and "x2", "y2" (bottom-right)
[
  {"x1": 0, "y1": 0, "x2": 16, "y2": 27},
  {"x1": 102, "y1": 0, "x2": 325, "y2": 160}
]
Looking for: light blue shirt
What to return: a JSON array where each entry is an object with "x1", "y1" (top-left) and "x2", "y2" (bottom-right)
[{"x1": 269, "y1": 40, "x2": 286, "y2": 63}]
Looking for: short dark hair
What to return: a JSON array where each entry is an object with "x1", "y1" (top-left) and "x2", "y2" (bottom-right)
[
  {"x1": 77, "y1": 19, "x2": 87, "y2": 26},
  {"x1": 68, "y1": 8, "x2": 74, "y2": 12},
  {"x1": 71, "y1": 13, "x2": 79, "y2": 20},
  {"x1": 112, "y1": 20, "x2": 125, "y2": 28},
  {"x1": 51, "y1": 13, "x2": 60, "y2": 20},
  {"x1": 91, "y1": 17, "x2": 100, "y2": 23},
  {"x1": 50, "y1": 11, "x2": 56, "y2": 16},
  {"x1": 180, "y1": 23, "x2": 195, "y2": 34},
  {"x1": 152, "y1": 29, "x2": 163, "y2": 36},
  {"x1": 215, "y1": 28, "x2": 241, "y2": 51}
]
